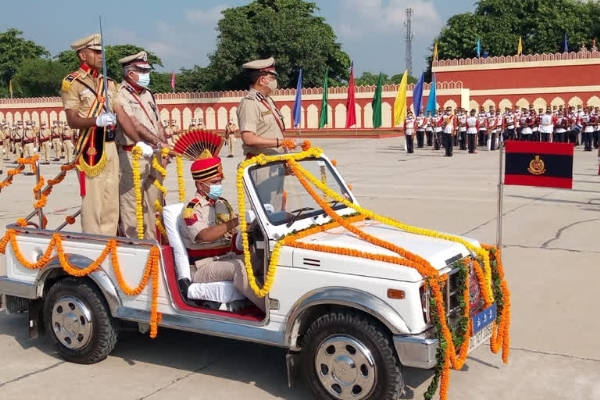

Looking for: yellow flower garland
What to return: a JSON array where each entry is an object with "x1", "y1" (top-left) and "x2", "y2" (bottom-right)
[
  {"x1": 235, "y1": 147, "x2": 509, "y2": 400},
  {"x1": 176, "y1": 155, "x2": 186, "y2": 203},
  {"x1": 132, "y1": 147, "x2": 144, "y2": 239},
  {"x1": 152, "y1": 148, "x2": 171, "y2": 243}
]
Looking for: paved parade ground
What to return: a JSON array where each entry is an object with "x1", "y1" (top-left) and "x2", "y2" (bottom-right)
[{"x1": 0, "y1": 137, "x2": 599, "y2": 400}]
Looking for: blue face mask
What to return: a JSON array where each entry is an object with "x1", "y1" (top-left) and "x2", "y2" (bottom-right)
[
  {"x1": 207, "y1": 184, "x2": 222, "y2": 200},
  {"x1": 137, "y1": 73, "x2": 150, "y2": 88}
]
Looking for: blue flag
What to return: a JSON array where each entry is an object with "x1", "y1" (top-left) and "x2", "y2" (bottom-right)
[
  {"x1": 425, "y1": 74, "x2": 437, "y2": 114},
  {"x1": 476, "y1": 38, "x2": 481, "y2": 57},
  {"x1": 293, "y1": 69, "x2": 303, "y2": 128},
  {"x1": 413, "y1": 72, "x2": 425, "y2": 116},
  {"x1": 563, "y1": 33, "x2": 569, "y2": 53}
]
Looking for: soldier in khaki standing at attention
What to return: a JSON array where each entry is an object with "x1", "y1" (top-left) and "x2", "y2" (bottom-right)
[
  {"x1": 116, "y1": 51, "x2": 171, "y2": 240},
  {"x1": 225, "y1": 118, "x2": 237, "y2": 157},
  {"x1": 38, "y1": 122, "x2": 51, "y2": 164},
  {"x1": 22, "y1": 122, "x2": 36, "y2": 174},
  {"x1": 60, "y1": 33, "x2": 137, "y2": 236},
  {"x1": 62, "y1": 123, "x2": 75, "y2": 163},
  {"x1": 237, "y1": 57, "x2": 297, "y2": 209},
  {"x1": 51, "y1": 121, "x2": 62, "y2": 161}
]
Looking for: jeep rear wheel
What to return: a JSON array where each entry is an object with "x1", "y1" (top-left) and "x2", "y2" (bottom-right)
[
  {"x1": 43, "y1": 278, "x2": 118, "y2": 364},
  {"x1": 302, "y1": 312, "x2": 404, "y2": 400}
]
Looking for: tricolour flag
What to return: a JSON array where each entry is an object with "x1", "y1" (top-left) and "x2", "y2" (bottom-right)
[
  {"x1": 393, "y1": 70, "x2": 408, "y2": 126},
  {"x1": 372, "y1": 72, "x2": 383, "y2": 129},
  {"x1": 318, "y1": 68, "x2": 329, "y2": 129},
  {"x1": 504, "y1": 141, "x2": 574, "y2": 189},
  {"x1": 345, "y1": 62, "x2": 356, "y2": 129},
  {"x1": 292, "y1": 68, "x2": 303, "y2": 128}
]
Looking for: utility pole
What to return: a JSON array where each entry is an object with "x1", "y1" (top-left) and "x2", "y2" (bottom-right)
[{"x1": 404, "y1": 7, "x2": 415, "y2": 76}]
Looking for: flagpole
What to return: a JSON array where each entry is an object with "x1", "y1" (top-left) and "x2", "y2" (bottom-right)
[{"x1": 496, "y1": 140, "x2": 505, "y2": 249}]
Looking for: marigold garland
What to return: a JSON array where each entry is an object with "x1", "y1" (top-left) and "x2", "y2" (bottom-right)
[
  {"x1": 65, "y1": 215, "x2": 76, "y2": 225},
  {"x1": 236, "y1": 147, "x2": 510, "y2": 400},
  {"x1": 151, "y1": 148, "x2": 171, "y2": 243},
  {"x1": 175, "y1": 155, "x2": 186, "y2": 203},
  {"x1": 132, "y1": 146, "x2": 144, "y2": 239},
  {"x1": 0, "y1": 229, "x2": 162, "y2": 338}
]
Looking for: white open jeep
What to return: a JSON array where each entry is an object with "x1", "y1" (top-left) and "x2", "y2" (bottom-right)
[{"x1": 0, "y1": 149, "x2": 498, "y2": 400}]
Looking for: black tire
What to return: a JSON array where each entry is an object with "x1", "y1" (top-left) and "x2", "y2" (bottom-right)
[
  {"x1": 43, "y1": 278, "x2": 118, "y2": 364},
  {"x1": 302, "y1": 312, "x2": 404, "y2": 400}
]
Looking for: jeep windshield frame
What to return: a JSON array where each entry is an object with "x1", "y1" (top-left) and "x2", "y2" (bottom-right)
[{"x1": 246, "y1": 156, "x2": 354, "y2": 228}]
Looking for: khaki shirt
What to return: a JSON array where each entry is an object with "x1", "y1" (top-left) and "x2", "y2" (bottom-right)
[
  {"x1": 60, "y1": 67, "x2": 120, "y2": 117},
  {"x1": 23, "y1": 128, "x2": 35, "y2": 142},
  {"x1": 178, "y1": 193, "x2": 235, "y2": 251},
  {"x1": 116, "y1": 81, "x2": 160, "y2": 146},
  {"x1": 63, "y1": 127, "x2": 73, "y2": 139},
  {"x1": 237, "y1": 88, "x2": 285, "y2": 156},
  {"x1": 0, "y1": 127, "x2": 6, "y2": 141},
  {"x1": 40, "y1": 128, "x2": 50, "y2": 141}
]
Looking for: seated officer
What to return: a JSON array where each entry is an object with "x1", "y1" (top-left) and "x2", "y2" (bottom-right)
[{"x1": 177, "y1": 153, "x2": 265, "y2": 312}]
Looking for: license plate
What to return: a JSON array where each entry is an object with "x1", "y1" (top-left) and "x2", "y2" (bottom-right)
[{"x1": 468, "y1": 303, "x2": 496, "y2": 354}]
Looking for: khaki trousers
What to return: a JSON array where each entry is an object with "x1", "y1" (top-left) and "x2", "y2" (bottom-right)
[
  {"x1": 80, "y1": 142, "x2": 119, "y2": 236},
  {"x1": 64, "y1": 141, "x2": 74, "y2": 163},
  {"x1": 192, "y1": 253, "x2": 265, "y2": 312},
  {"x1": 23, "y1": 143, "x2": 35, "y2": 173},
  {"x1": 227, "y1": 135, "x2": 234, "y2": 156},
  {"x1": 52, "y1": 138, "x2": 63, "y2": 159},
  {"x1": 13, "y1": 142, "x2": 22, "y2": 162},
  {"x1": 0, "y1": 144, "x2": 4, "y2": 171},
  {"x1": 40, "y1": 141, "x2": 51, "y2": 163},
  {"x1": 118, "y1": 149, "x2": 161, "y2": 241}
]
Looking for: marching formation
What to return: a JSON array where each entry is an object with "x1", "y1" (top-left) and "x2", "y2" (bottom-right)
[{"x1": 403, "y1": 104, "x2": 600, "y2": 156}]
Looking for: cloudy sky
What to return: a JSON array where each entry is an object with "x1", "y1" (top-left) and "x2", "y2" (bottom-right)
[{"x1": 0, "y1": 0, "x2": 476, "y2": 76}]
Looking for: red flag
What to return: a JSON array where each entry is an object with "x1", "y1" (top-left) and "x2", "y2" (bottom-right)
[
  {"x1": 504, "y1": 141, "x2": 574, "y2": 189},
  {"x1": 345, "y1": 63, "x2": 356, "y2": 129},
  {"x1": 171, "y1": 72, "x2": 176, "y2": 92}
]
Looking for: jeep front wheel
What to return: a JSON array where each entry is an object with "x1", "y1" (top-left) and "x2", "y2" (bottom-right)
[
  {"x1": 302, "y1": 312, "x2": 404, "y2": 400},
  {"x1": 43, "y1": 278, "x2": 118, "y2": 364}
]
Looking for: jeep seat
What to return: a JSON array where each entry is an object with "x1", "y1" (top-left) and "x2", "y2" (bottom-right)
[{"x1": 162, "y1": 203, "x2": 246, "y2": 305}]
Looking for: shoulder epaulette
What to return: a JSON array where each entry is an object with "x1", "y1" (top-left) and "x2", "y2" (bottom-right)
[
  {"x1": 124, "y1": 85, "x2": 135, "y2": 94},
  {"x1": 61, "y1": 72, "x2": 80, "y2": 92},
  {"x1": 182, "y1": 198, "x2": 200, "y2": 220},
  {"x1": 244, "y1": 91, "x2": 258, "y2": 100}
]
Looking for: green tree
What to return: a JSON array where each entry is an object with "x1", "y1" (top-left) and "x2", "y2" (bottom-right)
[
  {"x1": 425, "y1": 0, "x2": 600, "y2": 80},
  {"x1": 12, "y1": 58, "x2": 69, "y2": 97},
  {"x1": 354, "y1": 71, "x2": 417, "y2": 86},
  {"x1": 55, "y1": 44, "x2": 164, "y2": 91},
  {"x1": 204, "y1": 0, "x2": 351, "y2": 90},
  {"x1": 0, "y1": 28, "x2": 49, "y2": 90}
]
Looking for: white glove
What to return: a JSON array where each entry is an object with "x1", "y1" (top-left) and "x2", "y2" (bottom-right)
[
  {"x1": 33, "y1": 147, "x2": 38, "y2": 152},
  {"x1": 136, "y1": 141, "x2": 154, "y2": 158},
  {"x1": 96, "y1": 113, "x2": 117, "y2": 127}
]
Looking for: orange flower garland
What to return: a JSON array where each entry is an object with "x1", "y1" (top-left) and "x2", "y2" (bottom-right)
[
  {"x1": 0, "y1": 229, "x2": 163, "y2": 338},
  {"x1": 280, "y1": 139, "x2": 312, "y2": 151}
]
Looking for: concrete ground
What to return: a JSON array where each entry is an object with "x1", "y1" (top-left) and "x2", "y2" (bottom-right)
[{"x1": 0, "y1": 138, "x2": 599, "y2": 400}]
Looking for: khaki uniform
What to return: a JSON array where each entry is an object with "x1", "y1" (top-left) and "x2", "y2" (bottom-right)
[
  {"x1": 116, "y1": 81, "x2": 162, "y2": 241},
  {"x1": 60, "y1": 66, "x2": 120, "y2": 236},
  {"x1": 39, "y1": 126, "x2": 51, "y2": 164},
  {"x1": 13, "y1": 126, "x2": 23, "y2": 161},
  {"x1": 62, "y1": 126, "x2": 75, "y2": 163},
  {"x1": 179, "y1": 193, "x2": 265, "y2": 312},
  {"x1": 0, "y1": 125, "x2": 5, "y2": 171},
  {"x1": 225, "y1": 122, "x2": 237, "y2": 156},
  {"x1": 164, "y1": 124, "x2": 174, "y2": 146},
  {"x1": 171, "y1": 122, "x2": 180, "y2": 143},
  {"x1": 51, "y1": 125, "x2": 63, "y2": 160},
  {"x1": 22, "y1": 125, "x2": 36, "y2": 172},
  {"x1": 237, "y1": 88, "x2": 286, "y2": 209}
]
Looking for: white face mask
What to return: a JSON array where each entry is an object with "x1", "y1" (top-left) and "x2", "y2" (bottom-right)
[
  {"x1": 266, "y1": 77, "x2": 278, "y2": 91},
  {"x1": 137, "y1": 73, "x2": 150, "y2": 88}
]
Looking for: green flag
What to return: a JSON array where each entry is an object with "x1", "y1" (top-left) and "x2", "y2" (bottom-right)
[
  {"x1": 372, "y1": 72, "x2": 383, "y2": 128},
  {"x1": 318, "y1": 68, "x2": 329, "y2": 129}
]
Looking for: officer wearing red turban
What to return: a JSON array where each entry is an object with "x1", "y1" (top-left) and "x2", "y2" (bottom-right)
[{"x1": 177, "y1": 148, "x2": 265, "y2": 312}]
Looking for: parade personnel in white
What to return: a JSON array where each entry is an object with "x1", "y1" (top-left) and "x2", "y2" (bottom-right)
[
  {"x1": 404, "y1": 110, "x2": 416, "y2": 153},
  {"x1": 466, "y1": 109, "x2": 479, "y2": 154}
]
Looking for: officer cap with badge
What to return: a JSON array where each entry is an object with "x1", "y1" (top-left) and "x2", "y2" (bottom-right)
[
  {"x1": 70, "y1": 33, "x2": 102, "y2": 52},
  {"x1": 118, "y1": 51, "x2": 152, "y2": 70},
  {"x1": 242, "y1": 57, "x2": 278, "y2": 77}
]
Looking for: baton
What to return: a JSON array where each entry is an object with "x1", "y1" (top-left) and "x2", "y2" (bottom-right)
[{"x1": 99, "y1": 16, "x2": 110, "y2": 113}]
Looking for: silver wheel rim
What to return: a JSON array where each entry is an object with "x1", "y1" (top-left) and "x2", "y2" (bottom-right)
[
  {"x1": 314, "y1": 335, "x2": 377, "y2": 400},
  {"x1": 51, "y1": 296, "x2": 93, "y2": 350}
]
